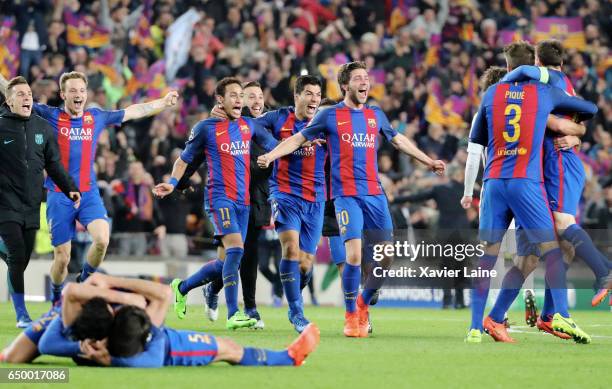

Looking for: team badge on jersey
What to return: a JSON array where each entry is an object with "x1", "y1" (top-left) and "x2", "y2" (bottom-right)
[
  {"x1": 35, "y1": 134, "x2": 43, "y2": 144},
  {"x1": 84, "y1": 114, "x2": 93, "y2": 124},
  {"x1": 240, "y1": 124, "x2": 250, "y2": 133},
  {"x1": 367, "y1": 118, "x2": 376, "y2": 128}
]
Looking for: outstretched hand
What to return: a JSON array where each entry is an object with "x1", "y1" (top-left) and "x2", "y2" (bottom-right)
[
  {"x1": 430, "y1": 160, "x2": 446, "y2": 176},
  {"x1": 152, "y1": 183, "x2": 174, "y2": 198},
  {"x1": 163, "y1": 91, "x2": 179, "y2": 107}
]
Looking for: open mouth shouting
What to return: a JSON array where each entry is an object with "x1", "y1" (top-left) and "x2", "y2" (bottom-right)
[
  {"x1": 250, "y1": 104, "x2": 262, "y2": 116},
  {"x1": 306, "y1": 104, "x2": 318, "y2": 116},
  {"x1": 231, "y1": 104, "x2": 242, "y2": 118}
]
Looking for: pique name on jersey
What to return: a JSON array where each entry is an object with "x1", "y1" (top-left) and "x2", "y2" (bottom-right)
[
  {"x1": 59, "y1": 126, "x2": 93, "y2": 141},
  {"x1": 219, "y1": 140, "x2": 250, "y2": 155},
  {"x1": 341, "y1": 133, "x2": 376, "y2": 148}
]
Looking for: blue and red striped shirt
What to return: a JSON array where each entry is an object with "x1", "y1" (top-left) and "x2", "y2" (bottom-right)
[
  {"x1": 469, "y1": 81, "x2": 597, "y2": 182},
  {"x1": 180, "y1": 117, "x2": 278, "y2": 206},
  {"x1": 301, "y1": 102, "x2": 398, "y2": 198},
  {"x1": 255, "y1": 107, "x2": 327, "y2": 202},
  {"x1": 33, "y1": 104, "x2": 124, "y2": 192}
]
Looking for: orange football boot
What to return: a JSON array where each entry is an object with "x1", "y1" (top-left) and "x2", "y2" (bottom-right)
[
  {"x1": 344, "y1": 311, "x2": 360, "y2": 337},
  {"x1": 483, "y1": 316, "x2": 516, "y2": 343},
  {"x1": 356, "y1": 294, "x2": 369, "y2": 338},
  {"x1": 536, "y1": 316, "x2": 571, "y2": 340},
  {"x1": 288, "y1": 323, "x2": 320, "y2": 366}
]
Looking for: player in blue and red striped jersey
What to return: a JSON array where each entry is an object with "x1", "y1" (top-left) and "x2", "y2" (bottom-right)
[
  {"x1": 255, "y1": 75, "x2": 326, "y2": 333},
  {"x1": 258, "y1": 61, "x2": 446, "y2": 338},
  {"x1": 463, "y1": 42, "x2": 598, "y2": 344},
  {"x1": 0, "y1": 71, "x2": 179, "y2": 304},
  {"x1": 63, "y1": 273, "x2": 319, "y2": 369},
  {"x1": 153, "y1": 77, "x2": 279, "y2": 330},
  {"x1": 205, "y1": 76, "x2": 326, "y2": 333},
  {"x1": 485, "y1": 40, "x2": 612, "y2": 334}
]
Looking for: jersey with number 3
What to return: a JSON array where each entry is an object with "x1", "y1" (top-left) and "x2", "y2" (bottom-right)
[{"x1": 469, "y1": 81, "x2": 597, "y2": 182}]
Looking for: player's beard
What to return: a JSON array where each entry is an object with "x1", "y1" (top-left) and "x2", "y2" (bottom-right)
[{"x1": 348, "y1": 88, "x2": 366, "y2": 106}]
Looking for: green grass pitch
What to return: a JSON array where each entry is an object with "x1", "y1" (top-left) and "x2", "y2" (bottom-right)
[{"x1": 2, "y1": 302, "x2": 611, "y2": 388}]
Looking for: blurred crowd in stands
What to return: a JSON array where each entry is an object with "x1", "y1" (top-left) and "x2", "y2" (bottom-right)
[{"x1": 0, "y1": 0, "x2": 610, "y2": 260}]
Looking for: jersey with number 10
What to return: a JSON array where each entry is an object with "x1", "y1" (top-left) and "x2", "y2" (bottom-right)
[
  {"x1": 469, "y1": 81, "x2": 597, "y2": 182},
  {"x1": 300, "y1": 102, "x2": 398, "y2": 199}
]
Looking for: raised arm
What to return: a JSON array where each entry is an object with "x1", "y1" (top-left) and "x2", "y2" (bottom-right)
[
  {"x1": 501, "y1": 65, "x2": 549, "y2": 84},
  {"x1": 390, "y1": 133, "x2": 445, "y2": 175},
  {"x1": 122, "y1": 91, "x2": 179, "y2": 122}
]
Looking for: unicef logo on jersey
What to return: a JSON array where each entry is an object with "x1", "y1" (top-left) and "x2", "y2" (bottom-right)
[
  {"x1": 341, "y1": 133, "x2": 376, "y2": 148},
  {"x1": 35, "y1": 134, "x2": 43, "y2": 145},
  {"x1": 220, "y1": 140, "x2": 250, "y2": 156}
]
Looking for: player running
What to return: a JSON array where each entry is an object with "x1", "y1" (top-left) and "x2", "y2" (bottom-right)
[
  {"x1": 463, "y1": 42, "x2": 598, "y2": 344},
  {"x1": 153, "y1": 78, "x2": 279, "y2": 330},
  {"x1": 258, "y1": 61, "x2": 445, "y2": 337},
  {"x1": 0, "y1": 71, "x2": 179, "y2": 304}
]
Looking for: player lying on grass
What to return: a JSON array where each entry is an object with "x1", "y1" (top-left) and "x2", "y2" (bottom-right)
[
  {"x1": 0, "y1": 282, "x2": 145, "y2": 363},
  {"x1": 74, "y1": 273, "x2": 320, "y2": 368}
]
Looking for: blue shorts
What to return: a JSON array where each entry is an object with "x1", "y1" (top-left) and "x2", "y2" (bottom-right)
[
  {"x1": 47, "y1": 190, "x2": 109, "y2": 246},
  {"x1": 164, "y1": 328, "x2": 218, "y2": 366},
  {"x1": 205, "y1": 198, "x2": 249, "y2": 242},
  {"x1": 515, "y1": 226, "x2": 540, "y2": 257},
  {"x1": 329, "y1": 236, "x2": 346, "y2": 265},
  {"x1": 271, "y1": 193, "x2": 324, "y2": 255},
  {"x1": 544, "y1": 150, "x2": 585, "y2": 216},
  {"x1": 479, "y1": 179, "x2": 555, "y2": 244},
  {"x1": 333, "y1": 195, "x2": 393, "y2": 242},
  {"x1": 24, "y1": 304, "x2": 61, "y2": 345}
]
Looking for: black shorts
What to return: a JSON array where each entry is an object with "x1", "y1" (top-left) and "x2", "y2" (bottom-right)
[{"x1": 322, "y1": 200, "x2": 339, "y2": 237}]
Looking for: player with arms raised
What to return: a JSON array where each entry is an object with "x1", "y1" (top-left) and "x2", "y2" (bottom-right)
[{"x1": 258, "y1": 61, "x2": 445, "y2": 337}]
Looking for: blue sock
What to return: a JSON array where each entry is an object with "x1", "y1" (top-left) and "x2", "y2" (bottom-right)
[
  {"x1": 562, "y1": 224, "x2": 609, "y2": 279},
  {"x1": 280, "y1": 259, "x2": 302, "y2": 314},
  {"x1": 238, "y1": 348, "x2": 293, "y2": 366},
  {"x1": 80, "y1": 262, "x2": 97, "y2": 282},
  {"x1": 342, "y1": 263, "x2": 360, "y2": 313},
  {"x1": 543, "y1": 248, "x2": 569, "y2": 317},
  {"x1": 179, "y1": 259, "x2": 223, "y2": 295},
  {"x1": 223, "y1": 248, "x2": 243, "y2": 318},
  {"x1": 541, "y1": 283, "x2": 554, "y2": 321},
  {"x1": 51, "y1": 282, "x2": 64, "y2": 304},
  {"x1": 470, "y1": 254, "x2": 497, "y2": 331},
  {"x1": 299, "y1": 268, "x2": 312, "y2": 291},
  {"x1": 10, "y1": 292, "x2": 28, "y2": 319},
  {"x1": 489, "y1": 267, "x2": 525, "y2": 323},
  {"x1": 361, "y1": 288, "x2": 376, "y2": 305}
]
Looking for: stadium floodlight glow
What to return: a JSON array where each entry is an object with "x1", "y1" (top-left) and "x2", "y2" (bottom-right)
[{"x1": 300, "y1": 69, "x2": 309, "y2": 76}]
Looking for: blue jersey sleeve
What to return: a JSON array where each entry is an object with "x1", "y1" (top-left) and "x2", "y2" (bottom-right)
[
  {"x1": 111, "y1": 326, "x2": 165, "y2": 368},
  {"x1": 38, "y1": 316, "x2": 81, "y2": 357},
  {"x1": 253, "y1": 110, "x2": 280, "y2": 132},
  {"x1": 300, "y1": 108, "x2": 330, "y2": 141},
  {"x1": 548, "y1": 86, "x2": 598, "y2": 121},
  {"x1": 33, "y1": 103, "x2": 57, "y2": 119},
  {"x1": 250, "y1": 118, "x2": 279, "y2": 152},
  {"x1": 102, "y1": 108, "x2": 125, "y2": 126},
  {"x1": 375, "y1": 107, "x2": 399, "y2": 141},
  {"x1": 180, "y1": 121, "x2": 208, "y2": 164},
  {"x1": 501, "y1": 65, "x2": 548, "y2": 84},
  {"x1": 468, "y1": 102, "x2": 488, "y2": 146}
]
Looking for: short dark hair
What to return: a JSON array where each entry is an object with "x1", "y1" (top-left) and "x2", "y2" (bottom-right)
[
  {"x1": 215, "y1": 77, "x2": 242, "y2": 97},
  {"x1": 536, "y1": 39, "x2": 564, "y2": 67},
  {"x1": 503, "y1": 41, "x2": 535, "y2": 70},
  {"x1": 243, "y1": 81, "x2": 261, "y2": 90},
  {"x1": 337, "y1": 61, "x2": 367, "y2": 95},
  {"x1": 480, "y1": 67, "x2": 508, "y2": 90},
  {"x1": 108, "y1": 305, "x2": 152, "y2": 357},
  {"x1": 319, "y1": 98, "x2": 337, "y2": 107},
  {"x1": 6, "y1": 76, "x2": 28, "y2": 95},
  {"x1": 71, "y1": 297, "x2": 114, "y2": 341},
  {"x1": 294, "y1": 75, "x2": 321, "y2": 95}
]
